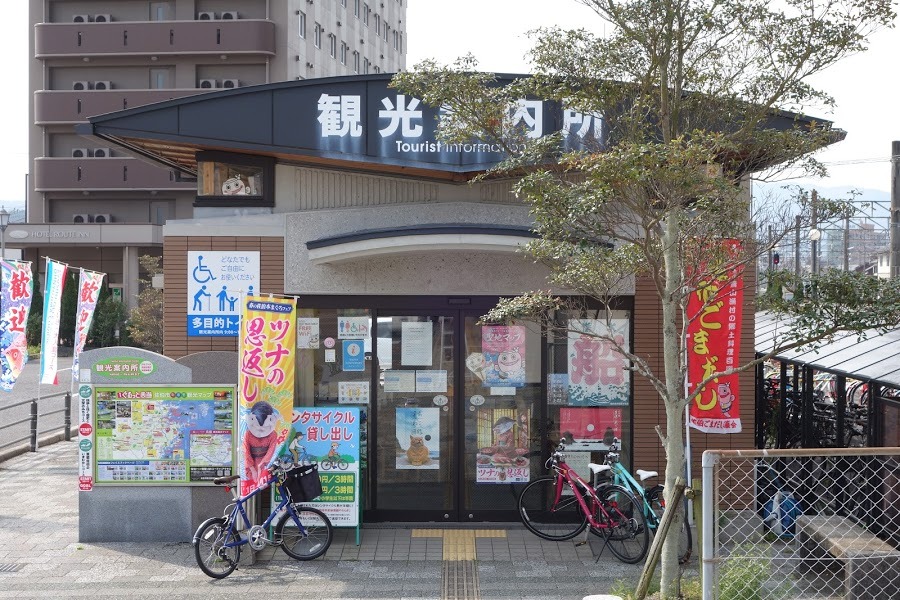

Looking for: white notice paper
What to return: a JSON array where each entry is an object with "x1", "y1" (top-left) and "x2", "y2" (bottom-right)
[
  {"x1": 401, "y1": 321, "x2": 433, "y2": 366},
  {"x1": 297, "y1": 317, "x2": 320, "y2": 349},
  {"x1": 383, "y1": 370, "x2": 416, "y2": 393},
  {"x1": 416, "y1": 370, "x2": 448, "y2": 393}
]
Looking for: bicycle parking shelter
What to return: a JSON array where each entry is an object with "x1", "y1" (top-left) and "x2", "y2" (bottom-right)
[{"x1": 75, "y1": 74, "x2": 828, "y2": 534}]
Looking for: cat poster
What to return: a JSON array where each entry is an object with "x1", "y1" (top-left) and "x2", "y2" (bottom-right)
[{"x1": 395, "y1": 407, "x2": 440, "y2": 470}]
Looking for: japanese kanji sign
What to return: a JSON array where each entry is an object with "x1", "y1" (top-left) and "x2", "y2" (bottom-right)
[
  {"x1": 187, "y1": 251, "x2": 260, "y2": 337},
  {"x1": 0, "y1": 260, "x2": 34, "y2": 392},
  {"x1": 72, "y1": 269, "x2": 105, "y2": 383},
  {"x1": 687, "y1": 240, "x2": 744, "y2": 433},
  {"x1": 238, "y1": 296, "x2": 296, "y2": 496},
  {"x1": 481, "y1": 325, "x2": 526, "y2": 387},
  {"x1": 566, "y1": 314, "x2": 631, "y2": 406}
]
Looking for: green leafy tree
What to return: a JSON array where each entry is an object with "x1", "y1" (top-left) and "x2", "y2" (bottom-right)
[
  {"x1": 126, "y1": 255, "x2": 164, "y2": 353},
  {"x1": 393, "y1": 1, "x2": 897, "y2": 596},
  {"x1": 89, "y1": 293, "x2": 129, "y2": 348},
  {"x1": 26, "y1": 281, "x2": 43, "y2": 348},
  {"x1": 58, "y1": 271, "x2": 78, "y2": 347}
]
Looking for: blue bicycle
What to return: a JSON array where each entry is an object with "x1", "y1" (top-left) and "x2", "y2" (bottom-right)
[
  {"x1": 597, "y1": 442, "x2": 692, "y2": 564},
  {"x1": 192, "y1": 458, "x2": 333, "y2": 578}
]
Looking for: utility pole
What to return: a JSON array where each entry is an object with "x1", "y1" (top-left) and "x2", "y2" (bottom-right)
[
  {"x1": 795, "y1": 215, "x2": 802, "y2": 279},
  {"x1": 810, "y1": 190, "x2": 819, "y2": 275},
  {"x1": 844, "y1": 216, "x2": 850, "y2": 272},
  {"x1": 891, "y1": 141, "x2": 900, "y2": 278},
  {"x1": 767, "y1": 225, "x2": 774, "y2": 271}
]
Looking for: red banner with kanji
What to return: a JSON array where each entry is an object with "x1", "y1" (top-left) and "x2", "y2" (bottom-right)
[{"x1": 687, "y1": 240, "x2": 743, "y2": 433}]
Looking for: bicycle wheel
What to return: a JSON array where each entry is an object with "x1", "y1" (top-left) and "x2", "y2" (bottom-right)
[
  {"x1": 193, "y1": 517, "x2": 241, "y2": 579},
  {"x1": 517, "y1": 476, "x2": 588, "y2": 541},
  {"x1": 275, "y1": 505, "x2": 334, "y2": 560},
  {"x1": 592, "y1": 484, "x2": 649, "y2": 564},
  {"x1": 647, "y1": 485, "x2": 692, "y2": 565}
]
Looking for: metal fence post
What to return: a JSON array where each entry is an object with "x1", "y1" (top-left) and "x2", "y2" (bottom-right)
[
  {"x1": 64, "y1": 392, "x2": 72, "y2": 441},
  {"x1": 30, "y1": 399, "x2": 38, "y2": 452},
  {"x1": 701, "y1": 451, "x2": 716, "y2": 600}
]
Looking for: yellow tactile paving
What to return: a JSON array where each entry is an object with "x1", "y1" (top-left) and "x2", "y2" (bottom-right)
[{"x1": 411, "y1": 529, "x2": 507, "y2": 561}]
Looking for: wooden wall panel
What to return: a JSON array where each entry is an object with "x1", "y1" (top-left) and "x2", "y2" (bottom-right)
[{"x1": 163, "y1": 236, "x2": 284, "y2": 358}]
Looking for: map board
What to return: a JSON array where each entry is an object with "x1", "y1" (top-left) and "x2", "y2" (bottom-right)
[{"x1": 93, "y1": 385, "x2": 236, "y2": 484}]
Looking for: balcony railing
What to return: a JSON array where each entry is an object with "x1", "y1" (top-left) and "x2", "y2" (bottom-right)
[
  {"x1": 34, "y1": 157, "x2": 196, "y2": 192},
  {"x1": 35, "y1": 89, "x2": 211, "y2": 124},
  {"x1": 35, "y1": 20, "x2": 276, "y2": 58}
]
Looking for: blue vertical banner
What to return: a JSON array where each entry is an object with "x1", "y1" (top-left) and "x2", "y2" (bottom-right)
[
  {"x1": 187, "y1": 251, "x2": 260, "y2": 336},
  {"x1": 40, "y1": 258, "x2": 67, "y2": 385}
]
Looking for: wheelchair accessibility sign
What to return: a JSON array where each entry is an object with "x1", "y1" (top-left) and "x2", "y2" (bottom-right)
[{"x1": 187, "y1": 251, "x2": 260, "y2": 337}]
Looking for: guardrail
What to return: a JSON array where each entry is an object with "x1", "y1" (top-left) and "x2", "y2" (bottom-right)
[{"x1": 0, "y1": 391, "x2": 72, "y2": 453}]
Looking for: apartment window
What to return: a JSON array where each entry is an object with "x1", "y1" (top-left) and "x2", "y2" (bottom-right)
[
  {"x1": 340, "y1": 42, "x2": 348, "y2": 65},
  {"x1": 375, "y1": 14, "x2": 380, "y2": 35},
  {"x1": 299, "y1": 11, "x2": 306, "y2": 38},
  {"x1": 353, "y1": 51, "x2": 360, "y2": 73},
  {"x1": 149, "y1": 67, "x2": 172, "y2": 89},
  {"x1": 314, "y1": 23, "x2": 322, "y2": 48},
  {"x1": 373, "y1": 65, "x2": 381, "y2": 73},
  {"x1": 150, "y1": 2, "x2": 172, "y2": 20},
  {"x1": 354, "y1": 0, "x2": 360, "y2": 17},
  {"x1": 329, "y1": 34, "x2": 336, "y2": 58},
  {"x1": 393, "y1": 29, "x2": 399, "y2": 50},
  {"x1": 400, "y1": 32, "x2": 403, "y2": 53},
  {"x1": 363, "y1": 58, "x2": 370, "y2": 74},
  {"x1": 341, "y1": 0, "x2": 347, "y2": 6},
  {"x1": 363, "y1": 4, "x2": 369, "y2": 26},
  {"x1": 383, "y1": 23, "x2": 389, "y2": 42}
]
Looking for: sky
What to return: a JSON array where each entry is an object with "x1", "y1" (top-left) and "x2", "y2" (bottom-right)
[{"x1": 4, "y1": 1, "x2": 899, "y2": 209}]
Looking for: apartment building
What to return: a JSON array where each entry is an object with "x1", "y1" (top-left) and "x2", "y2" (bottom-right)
[{"x1": 23, "y1": 0, "x2": 406, "y2": 307}]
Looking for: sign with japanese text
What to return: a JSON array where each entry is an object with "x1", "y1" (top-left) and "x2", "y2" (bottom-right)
[
  {"x1": 559, "y1": 407, "x2": 622, "y2": 451},
  {"x1": 481, "y1": 325, "x2": 526, "y2": 387},
  {"x1": 0, "y1": 260, "x2": 33, "y2": 392},
  {"x1": 475, "y1": 408, "x2": 531, "y2": 483},
  {"x1": 187, "y1": 251, "x2": 260, "y2": 337},
  {"x1": 566, "y1": 314, "x2": 630, "y2": 406},
  {"x1": 283, "y1": 79, "x2": 606, "y2": 170},
  {"x1": 92, "y1": 385, "x2": 236, "y2": 484},
  {"x1": 297, "y1": 317, "x2": 320, "y2": 349},
  {"x1": 40, "y1": 258, "x2": 67, "y2": 385},
  {"x1": 274, "y1": 407, "x2": 361, "y2": 527},
  {"x1": 238, "y1": 297, "x2": 296, "y2": 495},
  {"x1": 93, "y1": 357, "x2": 156, "y2": 378},
  {"x1": 688, "y1": 240, "x2": 744, "y2": 433},
  {"x1": 78, "y1": 384, "x2": 93, "y2": 491},
  {"x1": 72, "y1": 269, "x2": 105, "y2": 383}
]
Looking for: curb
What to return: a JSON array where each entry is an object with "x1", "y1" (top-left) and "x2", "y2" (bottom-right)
[{"x1": 0, "y1": 429, "x2": 77, "y2": 465}]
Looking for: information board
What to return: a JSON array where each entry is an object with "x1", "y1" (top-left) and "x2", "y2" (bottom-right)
[{"x1": 93, "y1": 385, "x2": 236, "y2": 484}]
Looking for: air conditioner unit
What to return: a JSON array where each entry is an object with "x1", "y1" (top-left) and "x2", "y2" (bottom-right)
[
  {"x1": 93, "y1": 81, "x2": 111, "y2": 90},
  {"x1": 221, "y1": 11, "x2": 239, "y2": 19},
  {"x1": 221, "y1": 78, "x2": 240, "y2": 89},
  {"x1": 198, "y1": 11, "x2": 217, "y2": 20},
  {"x1": 73, "y1": 14, "x2": 91, "y2": 23},
  {"x1": 72, "y1": 148, "x2": 91, "y2": 158},
  {"x1": 93, "y1": 14, "x2": 111, "y2": 23},
  {"x1": 92, "y1": 214, "x2": 112, "y2": 224},
  {"x1": 199, "y1": 79, "x2": 218, "y2": 89},
  {"x1": 93, "y1": 147, "x2": 112, "y2": 158},
  {"x1": 72, "y1": 81, "x2": 90, "y2": 91},
  {"x1": 73, "y1": 214, "x2": 91, "y2": 224}
]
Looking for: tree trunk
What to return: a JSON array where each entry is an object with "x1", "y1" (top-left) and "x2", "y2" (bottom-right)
[{"x1": 658, "y1": 212, "x2": 686, "y2": 599}]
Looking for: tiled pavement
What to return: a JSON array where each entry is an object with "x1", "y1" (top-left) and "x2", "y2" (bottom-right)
[{"x1": 0, "y1": 441, "x2": 684, "y2": 599}]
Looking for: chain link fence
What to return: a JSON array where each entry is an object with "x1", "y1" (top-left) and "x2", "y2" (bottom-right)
[{"x1": 701, "y1": 448, "x2": 900, "y2": 600}]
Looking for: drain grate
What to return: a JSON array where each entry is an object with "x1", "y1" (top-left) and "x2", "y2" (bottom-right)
[
  {"x1": 0, "y1": 564, "x2": 22, "y2": 573},
  {"x1": 442, "y1": 560, "x2": 479, "y2": 600}
]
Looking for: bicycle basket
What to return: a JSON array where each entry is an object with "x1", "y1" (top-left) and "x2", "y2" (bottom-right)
[{"x1": 283, "y1": 464, "x2": 323, "y2": 502}]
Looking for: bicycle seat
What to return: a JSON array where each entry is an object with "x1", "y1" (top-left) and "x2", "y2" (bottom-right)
[
  {"x1": 213, "y1": 475, "x2": 241, "y2": 485},
  {"x1": 588, "y1": 463, "x2": 612, "y2": 475},
  {"x1": 635, "y1": 469, "x2": 657, "y2": 481}
]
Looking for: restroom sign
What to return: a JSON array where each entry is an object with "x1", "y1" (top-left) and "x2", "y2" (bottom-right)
[{"x1": 187, "y1": 251, "x2": 260, "y2": 336}]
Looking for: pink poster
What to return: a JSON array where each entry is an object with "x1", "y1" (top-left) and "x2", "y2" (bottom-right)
[{"x1": 559, "y1": 407, "x2": 622, "y2": 451}]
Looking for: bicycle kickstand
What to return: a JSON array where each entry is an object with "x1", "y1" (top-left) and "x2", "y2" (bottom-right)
[{"x1": 593, "y1": 533, "x2": 612, "y2": 563}]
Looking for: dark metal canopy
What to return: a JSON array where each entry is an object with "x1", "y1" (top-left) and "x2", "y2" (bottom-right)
[{"x1": 77, "y1": 74, "x2": 844, "y2": 183}]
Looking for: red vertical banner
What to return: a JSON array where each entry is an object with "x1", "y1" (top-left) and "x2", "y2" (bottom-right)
[{"x1": 687, "y1": 240, "x2": 743, "y2": 433}]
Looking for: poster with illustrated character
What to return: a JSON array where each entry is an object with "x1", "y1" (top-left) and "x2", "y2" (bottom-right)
[
  {"x1": 395, "y1": 407, "x2": 440, "y2": 470},
  {"x1": 272, "y1": 407, "x2": 361, "y2": 527},
  {"x1": 481, "y1": 325, "x2": 526, "y2": 387},
  {"x1": 567, "y1": 315, "x2": 630, "y2": 406},
  {"x1": 238, "y1": 297, "x2": 296, "y2": 496},
  {"x1": 475, "y1": 408, "x2": 530, "y2": 483}
]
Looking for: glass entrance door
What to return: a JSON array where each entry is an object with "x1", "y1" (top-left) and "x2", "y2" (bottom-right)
[
  {"x1": 373, "y1": 312, "x2": 457, "y2": 520},
  {"x1": 371, "y1": 307, "x2": 541, "y2": 522}
]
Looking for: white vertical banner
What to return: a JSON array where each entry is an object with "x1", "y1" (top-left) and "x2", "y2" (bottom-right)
[
  {"x1": 40, "y1": 258, "x2": 67, "y2": 385},
  {"x1": 72, "y1": 269, "x2": 106, "y2": 383}
]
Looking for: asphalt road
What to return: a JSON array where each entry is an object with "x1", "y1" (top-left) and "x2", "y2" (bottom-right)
[{"x1": 0, "y1": 355, "x2": 75, "y2": 456}]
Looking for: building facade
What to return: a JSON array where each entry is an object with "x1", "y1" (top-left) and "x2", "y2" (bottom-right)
[
  {"x1": 81, "y1": 76, "x2": 760, "y2": 524},
  {"x1": 22, "y1": 0, "x2": 406, "y2": 305}
]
